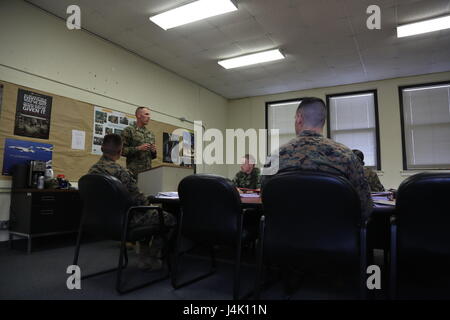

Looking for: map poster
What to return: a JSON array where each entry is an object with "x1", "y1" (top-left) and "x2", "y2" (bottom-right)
[{"x1": 92, "y1": 106, "x2": 136, "y2": 154}]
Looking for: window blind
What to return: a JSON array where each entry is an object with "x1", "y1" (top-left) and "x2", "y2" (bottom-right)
[{"x1": 401, "y1": 84, "x2": 450, "y2": 169}]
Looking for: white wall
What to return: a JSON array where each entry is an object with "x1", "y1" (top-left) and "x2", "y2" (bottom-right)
[
  {"x1": 1, "y1": 1, "x2": 449, "y2": 243},
  {"x1": 0, "y1": 0, "x2": 228, "y2": 241},
  {"x1": 227, "y1": 71, "x2": 450, "y2": 189}
]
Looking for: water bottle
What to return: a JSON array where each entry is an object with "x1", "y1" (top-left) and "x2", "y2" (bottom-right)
[
  {"x1": 45, "y1": 167, "x2": 54, "y2": 180},
  {"x1": 37, "y1": 175, "x2": 45, "y2": 189}
]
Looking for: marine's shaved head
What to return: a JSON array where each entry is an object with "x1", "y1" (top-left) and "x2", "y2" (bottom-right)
[{"x1": 296, "y1": 97, "x2": 327, "y2": 128}]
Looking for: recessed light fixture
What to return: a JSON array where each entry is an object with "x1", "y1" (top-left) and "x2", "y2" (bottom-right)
[
  {"x1": 397, "y1": 15, "x2": 450, "y2": 37},
  {"x1": 150, "y1": 0, "x2": 238, "y2": 30},
  {"x1": 218, "y1": 49, "x2": 285, "y2": 69}
]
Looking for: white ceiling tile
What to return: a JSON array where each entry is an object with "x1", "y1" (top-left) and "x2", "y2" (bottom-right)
[
  {"x1": 183, "y1": 28, "x2": 232, "y2": 50},
  {"x1": 234, "y1": 36, "x2": 275, "y2": 52},
  {"x1": 26, "y1": 0, "x2": 450, "y2": 99},
  {"x1": 354, "y1": 29, "x2": 399, "y2": 51},
  {"x1": 218, "y1": 18, "x2": 266, "y2": 42},
  {"x1": 206, "y1": 6, "x2": 252, "y2": 28},
  {"x1": 195, "y1": 44, "x2": 244, "y2": 60},
  {"x1": 397, "y1": 0, "x2": 450, "y2": 24}
]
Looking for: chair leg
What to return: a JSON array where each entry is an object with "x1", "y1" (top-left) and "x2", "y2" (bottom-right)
[
  {"x1": 115, "y1": 238, "x2": 127, "y2": 293},
  {"x1": 116, "y1": 239, "x2": 170, "y2": 295},
  {"x1": 233, "y1": 238, "x2": 242, "y2": 300},
  {"x1": 389, "y1": 219, "x2": 397, "y2": 300},
  {"x1": 172, "y1": 244, "x2": 217, "y2": 289},
  {"x1": 73, "y1": 228, "x2": 83, "y2": 266},
  {"x1": 123, "y1": 244, "x2": 129, "y2": 269},
  {"x1": 360, "y1": 225, "x2": 368, "y2": 300},
  {"x1": 162, "y1": 233, "x2": 172, "y2": 274},
  {"x1": 171, "y1": 208, "x2": 216, "y2": 290},
  {"x1": 171, "y1": 216, "x2": 184, "y2": 288},
  {"x1": 76, "y1": 229, "x2": 119, "y2": 281},
  {"x1": 254, "y1": 216, "x2": 265, "y2": 300}
]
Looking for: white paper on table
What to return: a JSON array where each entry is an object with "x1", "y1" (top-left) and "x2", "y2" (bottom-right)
[
  {"x1": 71, "y1": 130, "x2": 86, "y2": 150},
  {"x1": 240, "y1": 193, "x2": 260, "y2": 198},
  {"x1": 157, "y1": 191, "x2": 179, "y2": 198}
]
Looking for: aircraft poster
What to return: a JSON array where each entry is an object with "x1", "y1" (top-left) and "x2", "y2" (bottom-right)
[{"x1": 2, "y1": 138, "x2": 53, "y2": 176}]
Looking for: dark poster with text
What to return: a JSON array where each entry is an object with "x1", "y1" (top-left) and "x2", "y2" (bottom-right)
[{"x1": 14, "y1": 89, "x2": 53, "y2": 139}]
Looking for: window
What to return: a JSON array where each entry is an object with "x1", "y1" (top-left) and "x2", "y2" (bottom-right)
[
  {"x1": 266, "y1": 99, "x2": 301, "y2": 154},
  {"x1": 326, "y1": 90, "x2": 381, "y2": 169},
  {"x1": 399, "y1": 82, "x2": 450, "y2": 170}
]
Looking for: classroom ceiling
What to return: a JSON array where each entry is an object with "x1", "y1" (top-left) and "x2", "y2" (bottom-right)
[{"x1": 26, "y1": 0, "x2": 450, "y2": 99}]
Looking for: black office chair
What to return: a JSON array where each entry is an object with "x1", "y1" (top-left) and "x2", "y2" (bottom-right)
[
  {"x1": 390, "y1": 172, "x2": 450, "y2": 299},
  {"x1": 255, "y1": 170, "x2": 369, "y2": 299},
  {"x1": 173, "y1": 174, "x2": 249, "y2": 300},
  {"x1": 73, "y1": 174, "x2": 170, "y2": 294}
]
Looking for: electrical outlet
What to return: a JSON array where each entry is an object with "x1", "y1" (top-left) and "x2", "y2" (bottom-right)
[{"x1": 0, "y1": 220, "x2": 9, "y2": 230}]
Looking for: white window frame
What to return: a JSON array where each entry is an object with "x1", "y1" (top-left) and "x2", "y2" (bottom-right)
[
  {"x1": 399, "y1": 82, "x2": 450, "y2": 170},
  {"x1": 265, "y1": 98, "x2": 302, "y2": 155},
  {"x1": 326, "y1": 90, "x2": 381, "y2": 170}
]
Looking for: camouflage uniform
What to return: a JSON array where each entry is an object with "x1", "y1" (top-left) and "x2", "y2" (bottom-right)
[
  {"x1": 363, "y1": 167, "x2": 384, "y2": 192},
  {"x1": 233, "y1": 167, "x2": 261, "y2": 189},
  {"x1": 275, "y1": 130, "x2": 373, "y2": 219},
  {"x1": 121, "y1": 124, "x2": 156, "y2": 180},
  {"x1": 88, "y1": 155, "x2": 176, "y2": 230}
]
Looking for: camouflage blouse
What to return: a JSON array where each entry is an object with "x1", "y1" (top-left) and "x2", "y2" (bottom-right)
[
  {"x1": 88, "y1": 155, "x2": 148, "y2": 206},
  {"x1": 232, "y1": 167, "x2": 261, "y2": 189},
  {"x1": 121, "y1": 124, "x2": 156, "y2": 179},
  {"x1": 363, "y1": 167, "x2": 384, "y2": 192},
  {"x1": 277, "y1": 130, "x2": 373, "y2": 218}
]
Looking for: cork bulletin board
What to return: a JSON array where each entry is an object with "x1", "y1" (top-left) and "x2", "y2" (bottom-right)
[{"x1": 0, "y1": 80, "x2": 193, "y2": 182}]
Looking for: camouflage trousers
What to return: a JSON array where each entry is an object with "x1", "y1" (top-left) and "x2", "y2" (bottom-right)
[
  {"x1": 129, "y1": 208, "x2": 176, "y2": 228},
  {"x1": 129, "y1": 208, "x2": 176, "y2": 254}
]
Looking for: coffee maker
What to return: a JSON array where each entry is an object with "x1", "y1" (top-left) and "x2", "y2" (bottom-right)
[{"x1": 28, "y1": 160, "x2": 46, "y2": 188}]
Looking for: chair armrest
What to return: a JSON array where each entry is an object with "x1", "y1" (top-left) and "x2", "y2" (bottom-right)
[{"x1": 128, "y1": 205, "x2": 162, "y2": 211}]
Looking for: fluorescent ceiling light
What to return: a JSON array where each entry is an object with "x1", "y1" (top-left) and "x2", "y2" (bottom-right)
[
  {"x1": 397, "y1": 15, "x2": 450, "y2": 37},
  {"x1": 150, "y1": 0, "x2": 238, "y2": 30},
  {"x1": 218, "y1": 49, "x2": 285, "y2": 69}
]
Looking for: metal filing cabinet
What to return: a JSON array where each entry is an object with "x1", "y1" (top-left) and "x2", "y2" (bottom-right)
[{"x1": 9, "y1": 189, "x2": 82, "y2": 253}]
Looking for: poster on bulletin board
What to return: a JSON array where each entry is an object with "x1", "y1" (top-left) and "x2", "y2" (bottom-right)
[
  {"x1": 14, "y1": 88, "x2": 53, "y2": 140},
  {"x1": 2, "y1": 138, "x2": 53, "y2": 176},
  {"x1": 162, "y1": 130, "x2": 194, "y2": 168},
  {"x1": 92, "y1": 106, "x2": 136, "y2": 154}
]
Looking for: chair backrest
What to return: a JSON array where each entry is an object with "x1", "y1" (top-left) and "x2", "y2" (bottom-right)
[
  {"x1": 396, "y1": 172, "x2": 450, "y2": 257},
  {"x1": 78, "y1": 174, "x2": 133, "y2": 240},
  {"x1": 261, "y1": 170, "x2": 361, "y2": 266},
  {"x1": 178, "y1": 174, "x2": 242, "y2": 244}
]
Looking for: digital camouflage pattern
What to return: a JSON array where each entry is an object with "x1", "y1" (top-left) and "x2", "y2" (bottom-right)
[
  {"x1": 88, "y1": 156, "x2": 175, "y2": 228},
  {"x1": 277, "y1": 130, "x2": 373, "y2": 218},
  {"x1": 121, "y1": 124, "x2": 156, "y2": 179},
  {"x1": 363, "y1": 167, "x2": 385, "y2": 192},
  {"x1": 233, "y1": 167, "x2": 261, "y2": 189}
]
